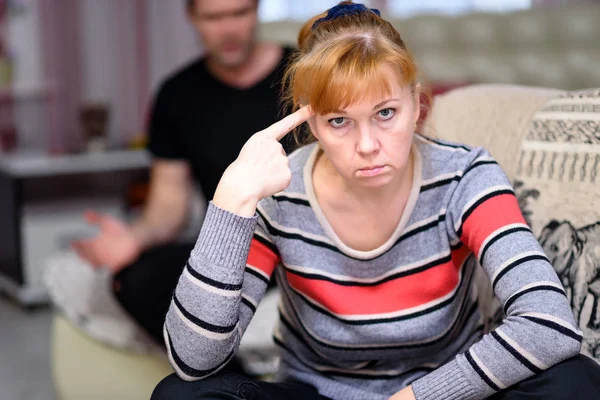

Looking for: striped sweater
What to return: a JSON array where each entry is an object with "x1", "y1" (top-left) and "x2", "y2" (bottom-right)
[{"x1": 164, "y1": 135, "x2": 582, "y2": 400}]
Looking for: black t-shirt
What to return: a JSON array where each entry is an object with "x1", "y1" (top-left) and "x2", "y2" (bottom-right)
[{"x1": 148, "y1": 46, "x2": 295, "y2": 200}]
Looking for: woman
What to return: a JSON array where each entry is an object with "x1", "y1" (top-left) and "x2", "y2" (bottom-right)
[{"x1": 152, "y1": 3, "x2": 600, "y2": 399}]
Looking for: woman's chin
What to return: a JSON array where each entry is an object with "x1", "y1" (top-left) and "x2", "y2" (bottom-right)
[{"x1": 353, "y1": 173, "x2": 394, "y2": 189}]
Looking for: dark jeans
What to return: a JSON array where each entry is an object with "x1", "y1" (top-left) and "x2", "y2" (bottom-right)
[
  {"x1": 151, "y1": 370, "x2": 328, "y2": 400},
  {"x1": 151, "y1": 354, "x2": 600, "y2": 400},
  {"x1": 113, "y1": 243, "x2": 195, "y2": 345}
]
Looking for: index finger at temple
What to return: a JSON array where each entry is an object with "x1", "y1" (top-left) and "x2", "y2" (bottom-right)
[{"x1": 262, "y1": 106, "x2": 313, "y2": 141}]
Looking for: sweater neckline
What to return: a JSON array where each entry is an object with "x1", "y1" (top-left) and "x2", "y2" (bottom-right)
[{"x1": 303, "y1": 141, "x2": 422, "y2": 260}]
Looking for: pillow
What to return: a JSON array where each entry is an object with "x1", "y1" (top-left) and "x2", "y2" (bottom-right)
[{"x1": 513, "y1": 88, "x2": 600, "y2": 362}]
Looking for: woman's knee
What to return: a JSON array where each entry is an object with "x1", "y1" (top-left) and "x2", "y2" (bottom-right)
[
  {"x1": 551, "y1": 354, "x2": 600, "y2": 391},
  {"x1": 533, "y1": 354, "x2": 600, "y2": 399},
  {"x1": 151, "y1": 374, "x2": 185, "y2": 400},
  {"x1": 151, "y1": 371, "x2": 246, "y2": 400}
]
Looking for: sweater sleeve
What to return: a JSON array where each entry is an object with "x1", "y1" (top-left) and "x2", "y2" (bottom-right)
[
  {"x1": 412, "y1": 148, "x2": 582, "y2": 400},
  {"x1": 163, "y1": 199, "x2": 281, "y2": 381}
]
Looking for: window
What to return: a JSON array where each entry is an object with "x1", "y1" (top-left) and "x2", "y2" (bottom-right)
[{"x1": 258, "y1": 0, "x2": 533, "y2": 21}]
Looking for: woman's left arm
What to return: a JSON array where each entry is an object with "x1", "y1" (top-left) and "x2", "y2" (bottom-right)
[{"x1": 410, "y1": 148, "x2": 582, "y2": 400}]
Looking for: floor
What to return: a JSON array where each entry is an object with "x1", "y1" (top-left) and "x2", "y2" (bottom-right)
[{"x1": 0, "y1": 295, "x2": 55, "y2": 400}]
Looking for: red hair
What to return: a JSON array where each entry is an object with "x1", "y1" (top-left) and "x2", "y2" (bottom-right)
[{"x1": 283, "y1": 1, "x2": 430, "y2": 143}]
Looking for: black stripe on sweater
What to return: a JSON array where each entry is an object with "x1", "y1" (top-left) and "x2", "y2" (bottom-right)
[
  {"x1": 480, "y1": 226, "x2": 532, "y2": 265},
  {"x1": 492, "y1": 254, "x2": 550, "y2": 291},
  {"x1": 241, "y1": 297, "x2": 257, "y2": 314},
  {"x1": 456, "y1": 189, "x2": 515, "y2": 238},
  {"x1": 253, "y1": 233, "x2": 279, "y2": 255},
  {"x1": 503, "y1": 285, "x2": 566, "y2": 314},
  {"x1": 465, "y1": 349, "x2": 501, "y2": 392},
  {"x1": 490, "y1": 331, "x2": 543, "y2": 374},
  {"x1": 319, "y1": 365, "x2": 437, "y2": 380},
  {"x1": 245, "y1": 266, "x2": 270, "y2": 285},
  {"x1": 257, "y1": 208, "x2": 341, "y2": 254},
  {"x1": 463, "y1": 160, "x2": 499, "y2": 177},
  {"x1": 420, "y1": 176, "x2": 460, "y2": 193},
  {"x1": 186, "y1": 263, "x2": 242, "y2": 291},
  {"x1": 173, "y1": 296, "x2": 237, "y2": 334},
  {"x1": 273, "y1": 335, "x2": 436, "y2": 380},
  {"x1": 420, "y1": 160, "x2": 498, "y2": 193},
  {"x1": 521, "y1": 316, "x2": 583, "y2": 342},
  {"x1": 417, "y1": 134, "x2": 471, "y2": 152},
  {"x1": 258, "y1": 208, "x2": 447, "y2": 263},
  {"x1": 278, "y1": 312, "x2": 321, "y2": 357},
  {"x1": 272, "y1": 194, "x2": 310, "y2": 207},
  {"x1": 282, "y1": 253, "x2": 451, "y2": 287},
  {"x1": 166, "y1": 327, "x2": 235, "y2": 379}
]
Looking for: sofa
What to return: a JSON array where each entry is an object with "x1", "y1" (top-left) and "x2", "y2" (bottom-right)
[
  {"x1": 51, "y1": 5, "x2": 600, "y2": 400},
  {"x1": 260, "y1": 4, "x2": 600, "y2": 90}
]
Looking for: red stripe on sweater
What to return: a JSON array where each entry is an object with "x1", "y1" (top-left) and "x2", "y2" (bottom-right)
[
  {"x1": 286, "y1": 246, "x2": 471, "y2": 316},
  {"x1": 460, "y1": 194, "x2": 526, "y2": 256},
  {"x1": 247, "y1": 238, "x2": 280, "y2": 278}
]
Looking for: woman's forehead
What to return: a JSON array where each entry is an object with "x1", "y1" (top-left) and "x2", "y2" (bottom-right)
[{"x1": 320, "y1": 82, "x2": 409, "y2": 114}]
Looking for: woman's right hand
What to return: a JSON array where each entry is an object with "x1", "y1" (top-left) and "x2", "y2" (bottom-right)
[{"x1": 213, "y1": 106, "x2": 313, "y2": 216}]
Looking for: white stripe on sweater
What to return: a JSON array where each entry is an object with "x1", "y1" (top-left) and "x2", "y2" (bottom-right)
[
  {"x1": 491, "y1": 251, "x2": 548, "y2": 283},
  {"x1": 164, "y1": 326, "x2": 196, "y2": 382},
  {"x1": 246, "y1": 264, "x2": 271, "y2": 281},
  {"x1": 478, "y1": 223, "x2": 530, "y2": 261},
  {"x1": 257, "y1": 203, "x2": 335, "y2": 245},
  {"x1": 173, "y1": 301, "x2": 237, "y2": 341},
  {"x1": 184, "y1": 268, "x2": 241, "y2": 297},
  {"x1": 470, "y1": 348, "x2": 508, "y2": 389},
  {"x1": 505, "y1": 281, "x2": 565, "y2": 306},
  {"x1": 421, "y1": 171, "x2": 463, "y2": 187},
  {"x1": 254, "y1": 229, "x2": 274, "y2": 244},
  {"x1": 495, "y1": 328, "x2": 549, "y2": 370},
  {"x1": 518, "y1": 312, "x2": 583, "y2": 337}
]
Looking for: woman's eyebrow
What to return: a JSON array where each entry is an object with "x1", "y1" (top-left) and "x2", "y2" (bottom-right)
[{"x1": 372, "y1": 98, "x2": 399, "y2": 110}]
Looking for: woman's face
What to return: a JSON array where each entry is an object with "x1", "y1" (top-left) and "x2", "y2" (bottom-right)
[{"x1": 309, "y1": 68, "x2": 420, "y2": 189}]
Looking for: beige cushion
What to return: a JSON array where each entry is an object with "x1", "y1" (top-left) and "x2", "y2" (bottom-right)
[
  {"x1": 52, "y1": 314, "x2": 172, "y2": 400},
  {"x1": 424, "y1": 84, "x2": 563, "y2": 181},
  {"x1": 512, "y1": 88, "x2": 600, "y2": 362}
]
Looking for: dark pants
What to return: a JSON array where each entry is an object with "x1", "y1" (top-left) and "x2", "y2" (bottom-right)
[
  {"x1": 113, "y1": 243, "x2": 194, "y2": 345},
  {"x1": 151, "y1": 370, "x2": 328, "y2": 400},
  {"x1": 151, "y1": 354, "x2": 600, "y2": 400}
]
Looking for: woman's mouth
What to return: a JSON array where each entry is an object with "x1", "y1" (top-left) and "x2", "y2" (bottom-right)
[{"x1": 357, "y1": 165, "x2": 386, "y2": 177}]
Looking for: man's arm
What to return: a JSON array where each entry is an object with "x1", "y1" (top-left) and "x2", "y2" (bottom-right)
[{"x1": 130, "y1": 158, "x2": 193, "y2": 250}]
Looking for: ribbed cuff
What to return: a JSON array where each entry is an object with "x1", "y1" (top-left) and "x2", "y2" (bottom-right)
[
  {"x1": 190, "y1": 202, "x2": 258, "y2": 283},
  {"x1": 412, "y1": 359, "x2": 480, "y2": 400}
]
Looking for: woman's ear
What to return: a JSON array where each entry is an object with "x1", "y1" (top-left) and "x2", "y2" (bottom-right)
[{"x1": 413, "y1": 83, "x2": 422, "y2": 126}]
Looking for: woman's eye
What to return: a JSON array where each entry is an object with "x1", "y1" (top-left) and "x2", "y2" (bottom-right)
[
  {"x1": 377, "y1": 108, "x2": 395, "y2": 120},
  {"x1": 328, "y1": 117, "x2": 347, "y2": 128}
]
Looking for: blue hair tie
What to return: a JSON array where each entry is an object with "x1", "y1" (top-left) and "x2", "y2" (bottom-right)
[{"x1": 312, "y1": 3, "x2": 381, "y2": 31}]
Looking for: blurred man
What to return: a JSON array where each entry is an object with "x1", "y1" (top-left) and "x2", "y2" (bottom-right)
[{"x1": 73, "y1": 0, "x2": 293, "y2": 349}]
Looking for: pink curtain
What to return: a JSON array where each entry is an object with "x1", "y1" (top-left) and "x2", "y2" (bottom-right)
[
  {"x1": 38, "y1": 0, "x2": 150, "y2": 153},
  {"x1": 39, "y1": 0, "x2": 83, "y2": 153}
]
